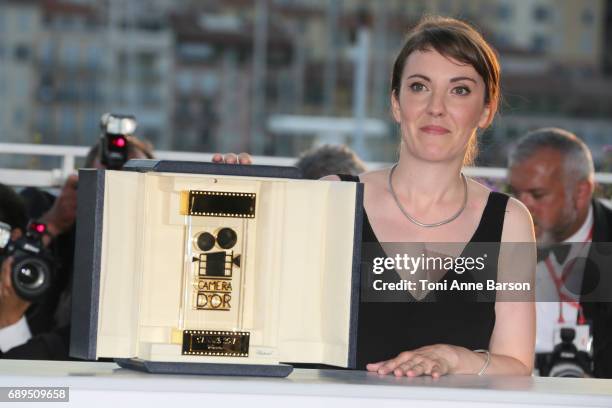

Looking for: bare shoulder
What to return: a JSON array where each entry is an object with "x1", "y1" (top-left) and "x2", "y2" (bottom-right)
[
  {"x1": 466, "y1": 177, "x2": 493, "y2": 202},
  {"x1": 501, "y1": 197, "x2": 535, "y2": 242},
  {"x1": 321, "y1": 168, "x2": 389, "y2": 186},
  {"x1": 358, "y1": 168, "x2": 389, "y2": 187}
]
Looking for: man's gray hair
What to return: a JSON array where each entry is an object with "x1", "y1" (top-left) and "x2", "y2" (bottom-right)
[
  {"x1": 508, "y1": 127, "x2": 594, "y2": 184},
  {"x1": 295, "y1": 144, "x2": 366, "y2": 180}
]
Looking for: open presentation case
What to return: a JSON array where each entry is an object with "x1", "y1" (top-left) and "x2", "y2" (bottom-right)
[{"x1": 70, "y1": 160, "x2": 362, "y2": 377}]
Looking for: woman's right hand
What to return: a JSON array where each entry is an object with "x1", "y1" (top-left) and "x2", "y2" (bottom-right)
[{"x1": 212, "y1": 153, "x2": 252, "y2": 165}]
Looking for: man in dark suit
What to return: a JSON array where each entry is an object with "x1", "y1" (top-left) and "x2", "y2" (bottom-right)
[{"x1": 508, "y1": 127, "x2": 612, "y2": 378}]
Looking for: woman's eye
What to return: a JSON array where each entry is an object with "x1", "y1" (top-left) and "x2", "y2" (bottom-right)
[
  {"x1": 452, "y1": 86, "x2": 471, "y2": 96},
  {"x1": 409, "y1": 82, "x2": 426, "y2": 92}
]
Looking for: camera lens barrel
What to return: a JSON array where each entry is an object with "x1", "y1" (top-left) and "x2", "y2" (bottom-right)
[{"x1": 11, "y1": 256, "x2": 52, "y2": 302}]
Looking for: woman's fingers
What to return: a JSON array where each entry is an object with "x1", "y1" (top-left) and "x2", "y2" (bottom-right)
[
  {"x1": 395, "y1": 359, "x2": 422, "y2": 377},
  {"x1": 370, "y1": 349, "x2": 452, "y2": 378},
  {"x1": 237, "y1": 152, "x2": 252, "y2": 164},
  {"x1": 224, "y1": 153, "x2": 238, "y2": 164},
  {"x1": 211, "y1": 153, "x2": 252, "y2": 164},
  {"x1": 431, "y1": 363, "x2": 444, "y2": 378},
  {"x1": 376, "y1": 351, "x2": 414, "y2": 375}
]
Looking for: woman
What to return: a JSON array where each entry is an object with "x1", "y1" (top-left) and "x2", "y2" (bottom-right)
[{"x1": 214, "y1": 16, "x2": 535, "y2": 377}]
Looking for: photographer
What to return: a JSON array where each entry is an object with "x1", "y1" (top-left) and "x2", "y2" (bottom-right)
[
  {"x1": 508, "y1": 128, "x2": 612, "y2": 378},
  {"x1": 1, "y1": 116, "x2": 154, "y2": 360},
  {"x1": 0, "y1": 183, "x2": 40, "y2": 355}
]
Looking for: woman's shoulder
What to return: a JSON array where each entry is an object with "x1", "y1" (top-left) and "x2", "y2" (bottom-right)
[
  {"x1": 465, "y1": 179, "x2": 533, "y2": 241},
  {"x1": 320, "y1": 168, "x2": 388, "y2": 185},
  {"x1": 501, "y1": 195, "x2": 535, "y2": 243}
]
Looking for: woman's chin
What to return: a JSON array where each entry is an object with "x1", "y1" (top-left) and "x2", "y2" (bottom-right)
[{"x1": 412, "y1": 149, "x2": 459, "y2": 163}]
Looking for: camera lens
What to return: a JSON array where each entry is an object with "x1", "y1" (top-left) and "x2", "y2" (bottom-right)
[
  {"x1": 196, "y1": 232, "x2": 215, "y2": 251},
  {"x1": 17, "y1": 262, "x2": 44, "y2": 288},
  {"x1": 216, "y1": 228, "x2": 237, "y2": 249},
  {"x1": 11, "y1": 257, "x2": 51, "y2": 302}
]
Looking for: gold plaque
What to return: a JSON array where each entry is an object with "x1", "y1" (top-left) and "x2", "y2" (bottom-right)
[
  {"x1": 181, "y1": 190, "x2": 256, "y2": 218},
  {"x1": 182, "y1": 330, "x2": 250, "y2": 357}
]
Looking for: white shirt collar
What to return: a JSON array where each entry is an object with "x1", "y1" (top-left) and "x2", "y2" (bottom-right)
[{"x1": 563, "y1": 204, "x2": 594, "y2": 243}]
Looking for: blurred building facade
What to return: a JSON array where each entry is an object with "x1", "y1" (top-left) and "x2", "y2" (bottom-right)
[
  {"x1": 0, "y1": 0, "x2": 41, "y2": 145},
  {"x1": 1, "y1": 0, "x2": 611, "y2": 167}
]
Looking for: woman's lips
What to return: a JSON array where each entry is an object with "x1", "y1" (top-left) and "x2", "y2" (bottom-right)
[{"x1": 420, "y1": 125, "x2": 450, "y2": 135}]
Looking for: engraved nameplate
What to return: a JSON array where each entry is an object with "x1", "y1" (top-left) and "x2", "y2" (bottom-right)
[{"x1": 182, "y1": 330, "x2": 249, "y2": 357}]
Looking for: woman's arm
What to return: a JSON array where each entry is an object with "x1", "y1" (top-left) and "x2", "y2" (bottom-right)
[
  {"x1": 440, "y1": 197, "x2": 536, "y2": 376},
  {"x1": 482, "y1": 197, "x2": 536, "y2": 375}
]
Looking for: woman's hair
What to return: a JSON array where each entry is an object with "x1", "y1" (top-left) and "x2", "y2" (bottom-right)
[{"x1": 391, "y1": 16, "x2": 501, "y2": 164}]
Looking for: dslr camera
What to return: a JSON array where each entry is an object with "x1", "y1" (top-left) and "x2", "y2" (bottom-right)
[
  {"x1": 99, "y1": 113, "x2": 137, "y2": 170},
  {"x1": 0, "y1": 221, "x2": 55, "y2": 302},
  {"x1": 537, "y1": 327, "x2": 593, "y2": 377}
]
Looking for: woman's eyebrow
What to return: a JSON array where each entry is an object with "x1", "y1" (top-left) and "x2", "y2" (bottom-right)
[
  {"x1": 405, "y1": 74, "x2": 430, "y2": 81},
  {"x1": 450, "y1": 76, "x2": 477, "y2": 84}
]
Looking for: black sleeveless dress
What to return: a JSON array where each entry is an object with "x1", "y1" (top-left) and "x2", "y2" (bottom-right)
[{"x1": 338, "y1": 174, "x2": 509, "y2": 369}]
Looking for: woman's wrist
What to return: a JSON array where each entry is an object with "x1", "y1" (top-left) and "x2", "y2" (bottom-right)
[
  {"x1": 473, "y1": 349, "x2": 491, "y2": 375},
  {"x1": 449, "y1": 346, "x2": 489, "y2": 375}
]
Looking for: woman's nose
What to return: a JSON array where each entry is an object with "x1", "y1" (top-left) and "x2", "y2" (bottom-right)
[{"x1": 426, "y1": 92, "x2": 446, "y2": 117}]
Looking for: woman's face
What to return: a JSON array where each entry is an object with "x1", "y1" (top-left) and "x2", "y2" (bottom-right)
[{"x1": 391, "y1": 49, "x2": 490, "y2": 163}]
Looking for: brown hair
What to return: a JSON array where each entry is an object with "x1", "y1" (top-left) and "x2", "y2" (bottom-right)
[{"x1": 391, "y1": 16, "x2": 501, "y2": 164}]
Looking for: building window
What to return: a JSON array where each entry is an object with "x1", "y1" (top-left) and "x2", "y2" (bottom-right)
[
  {"x1": 14, "y1": 44, "x2": 30, "y2": 61},
  {"x1": 497, "y1": 4, "x2": 513, "y2": 20},
  {"x1": 533, "y1": 5, "x2": 551, "y2": 22},
  {"x1": 495, "y1": 33, "x2": 512, "y2": 47},
  {"x1": 531, "y1": 34, "x2": 549, "y2": 52}
]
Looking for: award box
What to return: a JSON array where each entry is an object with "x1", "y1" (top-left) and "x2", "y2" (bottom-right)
[{"x1": 70, "y1": 160, "x2": 362, "y2": 377}]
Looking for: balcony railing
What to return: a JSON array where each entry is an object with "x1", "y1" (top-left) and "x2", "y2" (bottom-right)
[{"x1": 1, "y1": 142, "x2": 612, "y2": 190}]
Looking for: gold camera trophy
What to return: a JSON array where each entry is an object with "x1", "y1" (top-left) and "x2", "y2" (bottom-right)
[{"x1": 70, "y1": 160, "x2": 362, "y2": 376}]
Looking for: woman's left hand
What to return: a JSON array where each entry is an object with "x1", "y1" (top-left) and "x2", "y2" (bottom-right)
[{"x1": 366, "y1": 344, "x2": 463, "y2": 378}]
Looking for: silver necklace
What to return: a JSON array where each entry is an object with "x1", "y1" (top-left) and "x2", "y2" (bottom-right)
[{"x1": 387, "y1": 163, "x2": 468, "y2": 228}]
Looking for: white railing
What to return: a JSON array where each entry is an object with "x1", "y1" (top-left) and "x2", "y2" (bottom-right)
[{"x1": 1, "y1": 142, "x2": 612, "y2": 188}]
